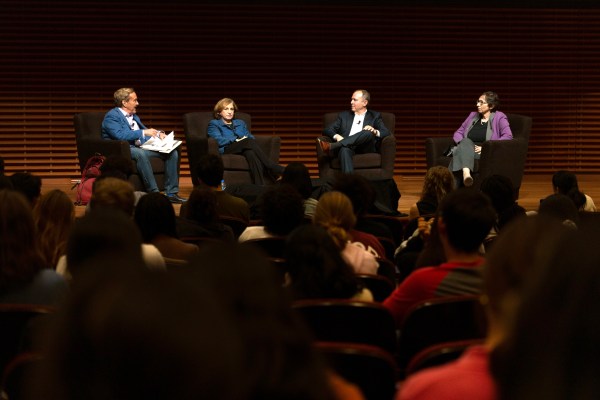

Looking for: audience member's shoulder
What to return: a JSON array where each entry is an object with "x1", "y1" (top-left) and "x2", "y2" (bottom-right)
[{"x1": 142, "y1": 244, "x2": 167, "y2": 270}]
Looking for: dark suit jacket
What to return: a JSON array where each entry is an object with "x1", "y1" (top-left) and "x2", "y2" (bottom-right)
[{"x1": 323, "y1": 109, "x2": 390, "y2": 140}]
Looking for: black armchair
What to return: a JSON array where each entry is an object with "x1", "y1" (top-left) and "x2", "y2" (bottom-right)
[
  {"x1": 425, "y1": 113, "x2": 532, "y2": 197},
  {"x1": 183, "y1": 112, "x2": 281, "y2": 186},
  {"x1": 74, "y1": 112, "x2": 177, "y2": 192},
  {"x1": 316, "y1": 112, "x2": 397, "y2": 180}
]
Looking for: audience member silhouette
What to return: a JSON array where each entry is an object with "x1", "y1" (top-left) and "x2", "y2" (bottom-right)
[
  {"x1": 397, "y1": 216, "x2": 567, "y2": 400},
  {"x1": 177, "y1": 186, "x2": 234, "y2": 241},
  {"x1": 409, "y1": 166, "x2": 455, "y2": 220},
  {"x1": 134, "y1": 192, "x2": 199, "y2": 260},
  {"x1": 281, "y1": 162, "x2": 319, "y2": 218},
  {"x1": 285, "y1": 224, "x2": 373, "y2": 301},
  {"x1": 9, "y1": 171, "x2": 42, "y2": 207},
  {"x1": 538, "y1": 193, "x2": 579, "y2": 228},
  {"x1": 551, "y1": 169, "x2": 596, "y2": 211},
  {"x1": 0, "y1": 189, "x2": 67, "y2": 305},
  {"x1": 491, "y1": 221, "x2": 600, "y2": 400},
  {"x1": 33, "y1": 189, "x2": 76, "y2": 267},
  {"x1": 313, "y1": 191, "x2": 379, "y2": 274},
  {"x1": 238, "y1": 184, "x2": 305, "y2": 241},
  {"x1": 479, "y1": 174, "x2": 526, "y2": 242},
  {"x1": 384, "y1": 188, "x2": 496, "y2": 326}
]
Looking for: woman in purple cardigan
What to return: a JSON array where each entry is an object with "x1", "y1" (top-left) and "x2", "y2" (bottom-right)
[{"x1": 449, "y1": 91, "x2": 513, "y2": 187}]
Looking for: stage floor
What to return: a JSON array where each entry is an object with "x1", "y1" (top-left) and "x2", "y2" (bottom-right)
[{"x1": 44, "y1": 174, "x2": 600, "y2": 218}]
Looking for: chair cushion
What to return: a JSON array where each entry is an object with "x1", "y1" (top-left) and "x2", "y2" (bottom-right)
[
  {"x1": 221, "y1": 154, "x2": 249, "y2": 171},
  {"x1": 330, "y1": 153, "x2": 382, "y2": 169}
]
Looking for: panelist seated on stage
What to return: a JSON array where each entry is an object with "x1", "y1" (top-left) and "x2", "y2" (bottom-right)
[
  {"x1": 207, "y1": 98, "x2": 284, "y2": 186},
  {"x1": 101, "y1": 87, "x2": 186, "y2": 204},
  {"x1": 318, "y1": 89, "x2": 390, "y2": 174},
  {"x1": 448, "y1": 91, "x2": 513, "y2": 188}
]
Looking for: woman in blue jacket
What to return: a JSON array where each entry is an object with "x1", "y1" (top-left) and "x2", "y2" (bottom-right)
[{"x1": 207, "y1": 98, "x2": 284, "y2": 185}]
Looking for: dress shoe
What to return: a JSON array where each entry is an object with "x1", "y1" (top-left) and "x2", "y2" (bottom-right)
[
  {"x1": 318, "y1": 138, "x2": 332, "y2": 156},
  {"x1": 166, "y1": 194, "x2": 187, "y2": 204}
]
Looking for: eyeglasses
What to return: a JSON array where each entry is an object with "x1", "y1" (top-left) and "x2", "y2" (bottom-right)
[{"x1": 476, "y1": 100, "x2": 488, "y2": 105}]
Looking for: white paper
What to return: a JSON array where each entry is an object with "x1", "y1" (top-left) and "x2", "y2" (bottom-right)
[{"x1": 141, "y1": 131, "x2": 182, "y2": 153}]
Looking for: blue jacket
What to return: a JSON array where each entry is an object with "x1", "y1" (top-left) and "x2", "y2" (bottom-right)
[
  {"x1": 101, "y1": 107, "x2": 148, "y2": 147},
  {"x1": 207, "y1": 119, "x2": 255, "y2": 154}
]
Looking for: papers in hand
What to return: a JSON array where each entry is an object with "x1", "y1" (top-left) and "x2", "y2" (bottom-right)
[{"x1": 141, "y1": 131, "x2": 182, "y2": 153}]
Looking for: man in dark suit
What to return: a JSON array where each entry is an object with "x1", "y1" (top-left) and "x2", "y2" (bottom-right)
[
  {"x1": 318, "y1": 89, "x2": 390, "y2": 174},
  {"x1": 101, "y1": 88, "x2": 185, "y2": 204}
]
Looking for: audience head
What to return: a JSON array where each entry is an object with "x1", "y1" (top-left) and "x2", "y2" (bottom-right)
[
  {"x1": 0, "y1": 155, "x2": 4, "y2": 174},
  {"x1": 9, "y1": 171, "x2": 42, "y2": 207},
  {"x1": 184, "y1": 242, "x2": 336, "y2": 400},
  {"x1": 285, "y1": 224, "x2": 362, "y2": 300},
  {"x1": 0, "y1": 174, "x2": 13, "y2": 190},
  {"x1": 552, "y1": 170, "x2": 586, "y2": 210},
  {"x1": 134, "y1": 192, "x2": 178, "y2": 243},
  {"x1": 421, "y1": 166, "x2": 455, "y2": 205},
  {"x1": 281, "y1": 162, "x2": 313, "y2": 200},
  {"x1": 331, "y1": 173, "x2": 376, "y2": 217},
  {"x1": 491, "y1": 222, "x2": 600, "y2": 400},
  {"x1": 37, "y1": 269, "x2": 243, "y2": 400},
  {"x1": 33, "y1": 189, "x2": 76, "y2": 267},
  {"x1": 437, "y1": 188, "x2": 496, "y2": 253},
  {"x1": 0, "y1": 189, "x2": 47, "y2": 290},
  {"x1": 538, "y1": 193, "x2": 579, "y2": 228},
  {"x1": 313, "y1": 191, "x2": 356, "y2": 249},
  {"x1": 185, "y1": 186, "x2": 219, "y2": 224},
  {"x1": 66, "y1": 208, "x2": 145, "y2": 280},
  {"x1": 90, "y1": 177, "x2": 135, "y2": 217},
  {"x1": 259, "y1": 185, "x2": 304, "y2": 236},
  {"x1": 480, "y1": 174, "x2": 526, "y2": 231},
  {"x1": 194, "y1": 153, "x2": 224, "y2": 188},
  {"x1": 99, "y1": 155, "x2": 134, "y2": 181},
  {"x1": 213, "y1": 98, "x2": 238, "y2": 119}
]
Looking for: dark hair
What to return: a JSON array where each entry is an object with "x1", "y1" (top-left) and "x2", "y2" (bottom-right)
[
  {"x1": 552, "y1": 170, "x2": 586, "y2": 210},
  {"x1": 281, "y1": 162, "x2": 313, "y2": 199},
  {"x1": 100, "y1": 155, "x2": 134, "y2": 180},
  {"x1": 183, "y1": 242, "x2": 336, "y2": 400},
  {"x1": 186, "y1": 186, "x2": 218, "y2": 224},
  {"x1": 33, "y1": 189, "x2": 75, "y2": 267},
  {"x1": 0, "y1": 174, "x2": 13, "y2": 190},
  {"x1": 438, "y1": 188, "x2": 496, "y2": 253},
  {"x1": 331, "y1": 173, "x2": 376, "y2": 217},
  {"x1": 134, "y1": 192, "x2": 178, "y2": 242},
  {"x1": 66, "y1": 208, "x2": 145, "y2": 280},
  {"x1": 259, "y1": 185, "x2": 304, "y2": 236},
  {"x1": 491, "y1": 223, "x2": 600, "y2": 400},
  {"x1": 0, "y1": 155, "x2": 5, "y2": 174},
  {"x1": 285, "y1": 224, "x2": 362, "y2": 300},
  {"x1": 538, "y1": 193, "x2": 579, "y2": 227},
  {"x1": 480, "y1": 174, "x2": 526, "y2": 231},
  {"x1": 9, "y1": 171, "x2": 42, "y2": 206},
  {"x1": 0, "y1": 189, "x2": 47, "y2": 290},
  {"x1": 37, "y1": 268, "x2": 244, "y2": 400},
  {"x1": 482, "y1": 91, "x2": 501, "y2": 111},
  {"x1": 195, "y1": 154, "x2": 224, "y2": 188}
]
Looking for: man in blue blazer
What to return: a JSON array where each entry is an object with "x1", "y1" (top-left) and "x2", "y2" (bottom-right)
[
  {"x1": 101, "y1": 88, "x2": 185, "y2": 204},
  {"x1": 319, "y1": 89, "x2": 390, "y2": 174}
]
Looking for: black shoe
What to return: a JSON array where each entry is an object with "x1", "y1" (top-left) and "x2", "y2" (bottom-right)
[{"x1": 166, "y1": 194, "x2": 187, "y2": 204}]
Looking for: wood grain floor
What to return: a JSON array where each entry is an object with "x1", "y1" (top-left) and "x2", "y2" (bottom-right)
[{"x1": 43, "y1": 174, "x2": 600, "y2": 218}]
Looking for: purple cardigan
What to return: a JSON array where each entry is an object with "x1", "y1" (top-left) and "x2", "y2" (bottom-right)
[{"x1": 453, "y1": 111, "x2": 513, "y2": 143}]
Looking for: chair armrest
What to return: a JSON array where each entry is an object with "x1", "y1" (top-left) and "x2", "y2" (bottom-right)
[
  {"x1": 77, "y1": 138, "x2": 131, "y2": 171},
  {"x1": 478, "y1": 138, "x2": 528, "y2": 184},
  {"x1": 380, "y1": 135, "x2": 397, "y2": 177},
  {"x1": 425, "y1": 137, "x2": 455, "y2": 169}
]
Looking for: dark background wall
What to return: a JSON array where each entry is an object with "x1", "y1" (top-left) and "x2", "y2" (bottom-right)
[{"x1": 2, "y1": 0, "x2": 600, "y2": 178}]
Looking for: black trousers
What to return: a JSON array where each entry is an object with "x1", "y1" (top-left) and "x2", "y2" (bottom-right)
[{"x1": 224, "y1": 139, "x2": 282, "y2": 185}]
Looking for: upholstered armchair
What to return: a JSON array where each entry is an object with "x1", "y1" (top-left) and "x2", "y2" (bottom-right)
[
  {"x1": 74, "y1": 112, "x2": 178, "y2": 192},
  {"x1": 316, "y1": 112, "x2": 396, "y2": 180},
  {"x1": 183, "y1": 111, "x2": 281, "y2": 186},
  {"x1": 425, "y1": 113, "x2": 532, "y2": 197}
]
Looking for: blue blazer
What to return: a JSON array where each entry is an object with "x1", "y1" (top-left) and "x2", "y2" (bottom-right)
[
  {"x1": 101, "y1": 107, "x2": 148, "y2": 147},
  {"x1": 323, "y1": 110, "x2": 390, "y2": 140},
  {"x1": 207, "y1": 118, "x2": 255, "y2": 154}
]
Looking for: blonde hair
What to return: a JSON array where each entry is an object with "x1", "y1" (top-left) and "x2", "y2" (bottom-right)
[
  {"x1": 421, "y1": 166, "x2": 455, "y2": 205},
  {"x1": 113, "y1": 88, "x2": 135, "y2": 107},
  {"x1": 213, "y1": 98, "x2": 238, "y2": 119},
  {"x1": 90, "y1": 177, "x2": 135, "y2": 216},
  {"x1": 313, "y1": 191, "x2": 356, "y2": 249}
]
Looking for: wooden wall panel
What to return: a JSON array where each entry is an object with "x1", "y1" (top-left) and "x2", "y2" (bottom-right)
[{"x1": 1, "y1": 1, "x2": 600, "y2": 179}]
